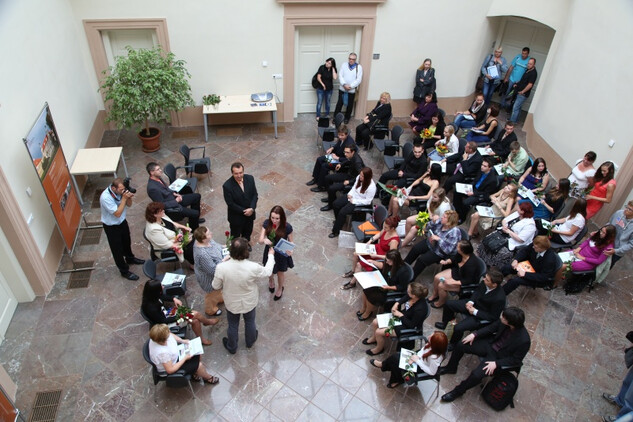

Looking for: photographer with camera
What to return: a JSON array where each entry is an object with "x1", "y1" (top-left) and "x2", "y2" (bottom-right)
[{"x1": 100, "y1": 178, "x2": 144, "y2": 280}]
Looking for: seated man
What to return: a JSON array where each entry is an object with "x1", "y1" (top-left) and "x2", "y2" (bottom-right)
[
  {"x1": 443, "y1": 141, "x2": 483, "y2": 193},
  {"x1": 487, "y1": 121, "x2": 517, "y2": 162},
  {"x1": 307, "y1": 125, "x2": 355, "y2": 191},
  {"x1": 321, "y1": 146, "x2": 364, "y2": 211},
  {"x1": 378, "y1": 142, "x2": 427, "y2": 188},
  {"x1": 453, "y1": 157, "x2": 499, "y2": 222},
  {"x1": 501, "y1": 235, "x2": 557, "y2": 295},
  {"x1": 146, "y1": 162, "x2": 204, "y2": 230},
  {"x1": 434, "y1": 267, "x2": 506, "y2": 348},
  {"x1": 440, "y1": 307, "x2": 531, "y2": 402},
  {"x1": 498, "y1": 141, "x2": 529, "y2": 180}
]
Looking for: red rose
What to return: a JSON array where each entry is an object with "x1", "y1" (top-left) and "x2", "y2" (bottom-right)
[
  {"x1": 404, "y1": 376, "x2": 410, "y2": 382},
  {"x1": 272, "y1": 224, "x2": 277, "y2": 229},
  {"x1": 385, "y1": 332, "x2": 390, "y2": 337},
  {"x1": 225, "y1": 231, "x2": 230, "y2": 237}
]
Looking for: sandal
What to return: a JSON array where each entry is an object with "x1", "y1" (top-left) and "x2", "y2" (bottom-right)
[
  {"x1": 201, "y1": 339, "x2": 213, "y2": 346},
  {"x1": 204, "y1": 376, "x2": 220, "y2": 385},
  {"x1": 341, "y1": 281, "x2": 357, "y2": 290},
  {"x1": 343, "y1": 270, "x2": 354, "y2": 278}
]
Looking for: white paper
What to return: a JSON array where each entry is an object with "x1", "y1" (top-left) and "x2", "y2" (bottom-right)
[
  {"x1": 325, "y1": 154, "x2": 339, "y2": 164},
  {"x1": 487, "y1": 65, "x2": 499, "y2": 79},
  {"x1": 518, "y1": 185, "x2": 540, "y2": 206},
  {"x1": 178, "y1": 337, "x2": 204, "y2": 360},
  {"x1": 356, "y1": 243, "x2": 377, "y2": 255},
  {"x1": 399, "y1": 348, "x2": 418, "y2": 371},
  {"x1": 455, "y1": 183, "x2": 473, "y2": 195},
  {"x1": 558, "y1": 251, "x2": 576, "y2": 262},
  {"x1": 494, "y1": 164, "x2": 505, "y2": 174},
  {"x1": 358, "y1": 255, "x2": 378, "y2": 269},
  {"x1": 169, "y1": 179, "x2": 188, "y2": 192},
  {"x1": 478, "y1": 147, "x2": 494, "y2": 155},
  {"x1": 540, "y1": 220, "x2": 552, "y2": 229},
  {"x1": 462, "y1": 114, "x2": 474, "y2": 121},
  {"x1": 355, "y1": 271, "x2": 388, "y2": 289},
  {"x1": 221, "y1": 247, "x2": 230, "y2": 258},
  {"x1": 161, "y1": 272, "x2": 185, "y2": 287},
  {"x1": 377, "y1": 313, "x2": 403, "y2": 329},
  {"x1": 476, "y1": 205, "x2": 496, "y2": 218},
  {"x1": 470, "y1": 128, "x2": 485, "y2": 134}
]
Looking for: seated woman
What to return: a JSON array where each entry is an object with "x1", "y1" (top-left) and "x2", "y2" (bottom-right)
[
  {"x1": 387, "y1": 163, "x2": 442, "y2": 218},
  {"x1": 192, "y1": 226, "x2": 225, "y2": 316},
  {"x1": 369, "y1": 331, "x2": 448, "y2": 389},
  {"x1": 404, "y1": 210, "x2": 461, "y2": 280},
  {"x1": 364, "y1": 282, "x2": 429, "y2": 356},
  {"x1": 145, "y1": 201, "x2": 193, "y2": 264},
  {"x1": 141, "y1": 280, "x2": 217, "y2": 345},
  {"x1": 402, "y1": 188, "x2": 452, "y2": 247},
  {"x1": 427, "y1": 125, "x2": 459, "y2": 162},
  {"x1": 563, "y1": 224, "x2": 615, "y2": 273},
  {"x1": 330, "y1": 167, "x2": 376, "y2": 238},
  {"x1": 341, "y1": 215, "x2": 401, "y2": 288},
  {"x1": 465, "y1": 104, "x2": 499, "y2": 144},
  {"x1": 544, "y1": 198, "x2": 587, "y2": 245},
  {"x1": 568, "y1": 151, "x2": 597, "y2": 197},
  {"x1": 586, "y1": 161, "x2": 616, "y2": 220},
  {"x1": 427, "y1": 240, "x2": 480, "y2": 308},
  {"x1": 477, "y1": 201, "x2": 536, "y2": 268},
  {"x1": 355, "y1": 92, "x2": 392, "y2": 150},
  {"x1": 451, "y1": 92, "x2": 486, "y2": 135},
  {"x1": 524, "y1": 178, "x2": 570, "y2": 221},
  {"x1": 418, "y1": 112, "x2": 446, "y2": 150},
  {"x1": 356, "y1": 250, "x2": 410, "y2": 321},
  {"x1": 468, "y1": 184, "x2": 518, "y2": 238},
  {"x1": 148, "y1": 323, "x2": 219, "y2": 384},
  {"x1": 408, "y1": 92, "x2": 438, "y2": 135},
  {"x1": 519, "y1": 157, "x2": 550, "y2": 196}
]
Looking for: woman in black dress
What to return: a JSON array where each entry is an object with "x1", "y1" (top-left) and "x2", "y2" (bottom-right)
[
  {"x1": 258, "y1": 205, "x2": 294, "y2": 301},
  {"x1": 355, "y1": 92, "x2": 392, "y2": 150}
]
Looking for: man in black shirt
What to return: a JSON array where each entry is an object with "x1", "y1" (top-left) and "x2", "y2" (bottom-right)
[
  {"x1": 378, "y1": 143, "x2": 427, "y2": 188},
  {"x1": 508, "y1": 58, "x2": 537, "y2": 123}
]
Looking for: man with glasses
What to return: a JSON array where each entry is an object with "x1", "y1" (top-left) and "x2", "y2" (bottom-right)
[
  {"x1": 605, "y1": 201, "x2": 633, "y2": 267},
  {"x1": 334, "y1": 53, "x2": 363, "y2": 124}
]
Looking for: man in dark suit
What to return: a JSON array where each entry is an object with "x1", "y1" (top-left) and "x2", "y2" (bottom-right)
[
  {"x1": 223, "y1": 162, "x2": 258, "y2": 245},
  {"x1": 443, "y1": 141, "x2": 483, "y2": 193},
  {"x1": 453, "y1": 156, "x2": 499, "y2": 222},
  {"x1": 320, "y1": 146, "x2": 364, "y2": 211},
  {"x1": 146, "y1": 162, "x2": 203, "y2": 230},
  {"x1": 307, "y1": 125, "x2": 355, "y2": 191},
  {"x1": 488, "y1": 121, "x2": 517, "y2": 162},
  {"x1": 378, "y1": 142, "x2": 427, "y2": 188},
  {"x1": 501, "y1": 236, "x2": 557, "y2": 295},
  {"x1": 440, "y1": 306, "x2": 531, "y2": 402},
  {"x1": 434, "y1": 267, "x2": 506, "y2": 347}
]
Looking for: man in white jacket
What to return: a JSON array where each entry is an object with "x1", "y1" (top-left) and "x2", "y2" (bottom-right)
[
  {"x1": 213, "y1": 237, "x2": 275, "y2": 354},
  {"x1": 334, "y1": 53, "x2": 363, "y2": 124}
]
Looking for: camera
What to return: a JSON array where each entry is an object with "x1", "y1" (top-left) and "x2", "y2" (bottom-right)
[{"x1": 123, "y1": 177, "x2": 137, "y2": 194}]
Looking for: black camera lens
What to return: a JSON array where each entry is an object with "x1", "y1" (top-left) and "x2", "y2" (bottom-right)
[{"x1": 123, "y1": 177, "x2": 137, "y2": 194}]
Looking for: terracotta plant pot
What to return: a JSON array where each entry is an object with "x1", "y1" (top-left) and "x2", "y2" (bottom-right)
[{"x1": 138, "y1": 127, "x2": 161, "y2": 153}]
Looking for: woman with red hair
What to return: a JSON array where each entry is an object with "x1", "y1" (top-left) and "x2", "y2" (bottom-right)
[{"x1": 369, "y1": 331, "x2": 448, "y2": 388}]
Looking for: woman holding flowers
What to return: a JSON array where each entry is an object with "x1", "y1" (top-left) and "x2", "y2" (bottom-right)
[
  {"x1": 427, "y1": 125, "x2": 459, "y2": 162},
  {"x1": 142, "y1": 280, "x2": 217, "y2": 345},
  {"x1": 145, "y1": 202, "x2": 193, "y2": 263},
  {"x1": 408, "y1": 92, "x2": 438, "y2": 135},
  {"x1": 420, "y1": 111, "x2": 446, "y2": 150},
  {"x1": 401, "y1": 188, "x2": 452, "y2": 247},
  {"x1": 258, "y1": 205, "x2": 294, "y2": 300}
]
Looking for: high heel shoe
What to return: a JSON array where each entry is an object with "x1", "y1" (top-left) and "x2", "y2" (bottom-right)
[
  {"x1": 268, "y1": 285, "x2": 275, "y2": 293},
  {"x1": 273, "y1": 287, "x2": 284, "y2": 301}
]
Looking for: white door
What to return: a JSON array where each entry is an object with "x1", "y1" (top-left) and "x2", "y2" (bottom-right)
[
  {"x1": 296, "y1": 26, "x2": 360, "y2": 116},
  {"x1": 102, "y1": 29, "x2": 158, "y2": 67},
  {"x1": 498, "y1": 17, "x2": 555, "y2": 111}
]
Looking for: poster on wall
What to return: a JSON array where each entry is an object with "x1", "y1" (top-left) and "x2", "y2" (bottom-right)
[{"x1": 23, "y1": 103, "x2": 82, "y2": 251}]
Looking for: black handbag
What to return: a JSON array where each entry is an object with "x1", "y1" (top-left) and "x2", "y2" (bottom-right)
[
  {"x1": 475, "y1": 75, "x2": 485, "y2": 92},
  {"x1": 311, "y1": 72, "x2": 320, "y2": 89},
  {"x1": 482, "y1": 231, "x2": 508, "y2": 253}
]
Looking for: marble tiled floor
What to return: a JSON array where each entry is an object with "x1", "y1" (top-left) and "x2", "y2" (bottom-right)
[{"x1": 1, "y1": 114, "x2": 631, "y2": 422}]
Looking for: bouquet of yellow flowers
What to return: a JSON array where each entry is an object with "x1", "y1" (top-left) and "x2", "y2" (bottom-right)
[
  {"x1": 435, "y1": 143, "x2": 449, "y2": 154},
  {"x1": 415, "y1": 211, "x2": 431, "y2": 235},
  {"x1": 421, "y1": 128, "x2": 432, "y2": 139}
]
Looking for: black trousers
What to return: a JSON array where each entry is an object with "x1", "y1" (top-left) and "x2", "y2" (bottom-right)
[
  {"x1": 453, "y1": 192, "x2": 484, "y2": 222},
  {"x1": 332, "y1": 198, "x2": 355, "y2": 234},
  {"x1": 326, "y1": 173, "x2": 352, "y2": 204},
  {"x1": 404, "y1": 239, "x2": 442, "y2": 279},
  {"x1": 442, "y1": 300, "x2": 485, "y2": 344},
  {"x1": 178, "y1": 193, "x2": 202, "y2": 230},
  {"x1": 312, "y1": 156, "x2": 336, "y2": 188},
  {"x1": 444, "y1": 338, "x2": 497, "y2": 395},
  {"x1": 229, "y1": 215, "x2": 255, "y2": 242},
  {"x1": 356, "y1": 123, "x2": 372, "y2": 148},
  {"x1": 334, "y1": 90, "x2": 356, "y2": 121},
  {"x1": 378, "y1": 170, "x2": 408, "y2": 188},
  {"x1": 501, "y1": 263, "x2": 547, "y2": 295},
  {"x1": 443, "y1": 172, "x2": 466, "y2": 194},
  {"x1": 103, "y1": 220, "x2": 134, "y2": 273}
]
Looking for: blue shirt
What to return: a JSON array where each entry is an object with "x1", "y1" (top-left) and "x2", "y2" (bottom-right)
[
  {"x1": 509, "y1": 54, "x2": 530, "y2": 83},
  {"x1": 100, "y1": 187, "x2": 126, "y2": 225}
]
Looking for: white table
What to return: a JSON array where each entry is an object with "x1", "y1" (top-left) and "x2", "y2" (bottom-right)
[
  {"x1": 70, "y1": 147, "x2": 129, "y2": 205},
  {"x1": 203, "y1": 95, "x2": 278, "y2": 142}
]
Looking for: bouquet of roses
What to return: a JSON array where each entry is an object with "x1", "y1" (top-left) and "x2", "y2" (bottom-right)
[
  {"x1": 415, "y1": 211, "x2": 431, "y2": 236},
  {"x1": 173, "y1": 234, "x2": 184, "y2": 255},
  {"x1": 170, "y1": 305, "x2": 194, "y2": 326}
]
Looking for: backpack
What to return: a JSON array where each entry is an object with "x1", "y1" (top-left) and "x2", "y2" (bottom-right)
[
  {"x1": 482, "y1": 371, "x2": 518, "y2": 411},
  {"x1": 563, "y1": 272, "x2": 593, "y2": 295}
]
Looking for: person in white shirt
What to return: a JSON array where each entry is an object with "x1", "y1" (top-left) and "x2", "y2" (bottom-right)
[
  {"x1": 329, "y1": 168, "x2": 376, "y2": 238},
  {"x1": 334, "y1": 53, "x2": 363, "y2": 123},
  {"x1": 548, "y1": 198, "x2": 586, "y2": 244}
]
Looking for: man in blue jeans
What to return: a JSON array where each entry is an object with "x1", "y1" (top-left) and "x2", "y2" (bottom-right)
[
  {"x1": 212, "y1": 237, "x2": 275, "y2": 354},
  {"x1": 500, "y1": 47, "x2": 530, "y2": 109},
  {"x1": 603, "y1": 365, "x2": 633, "y2": 421},
  {"x1": 504, "y1": 58, "x2": 538, "y2": 123}
]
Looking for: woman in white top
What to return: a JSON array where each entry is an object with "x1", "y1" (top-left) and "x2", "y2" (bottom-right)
[
  {"x1": 148, "y1": 324, "x2": 219, "y2": 384},
  {"x1": 568, "y1": 151, "x2": 597, "y2": 197},
  {"x1": 402, "y1": 188, "x2": 452, "y2": 247},
  {"x1": 369, "y1": 331, "x2": 448, "y2": 388},
  {"x1": 548, "y1": 198, "x2": 586, "y2": 244},
  {"x1": 145, "y1": 202, "x2": 192, "y2": 263},
  {"x1": 428, "y1": 125, "x2": 459, "y2": 162},
  {"x1": 329, "y1": 167, "x2": 376, "y2": 237}
]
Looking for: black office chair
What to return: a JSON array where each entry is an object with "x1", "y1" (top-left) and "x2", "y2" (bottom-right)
[
  {"x1": 318, "y1": 112, "x2": 344, "y2": 150},
  {"x1": 374, "y1": 125, "x2": 403, "y2": 154},
  {"x1": 520, "y1": 253, "x2": 563, "y2": 302},
  {"x1": 143, "y1": 231, "x2": 179, "y2": 264},
  {"x1": 143, "y1": 259, "x2": 185, "y2": 282},
  {"x1": 383, "y1": 141, "x2": 413, "y2": 173},
  {"x1": 142, "y1": 339, "x2": 195, "y2": 400},
  {"x1": 372, "y1": 114, "x2": 393, "y2": 141},
  {"x1": 163, "y1": 163, "x2": 197, "y2": 194},
  {"x1": 179, "y1": 144, "x2": 211, "y2": 186},
  {"x1": 402, "y1": 336, "x2": 445, "y2": 401},
  {"x1": 351, "y1": 205, "x2": 388, "y2": 242}
]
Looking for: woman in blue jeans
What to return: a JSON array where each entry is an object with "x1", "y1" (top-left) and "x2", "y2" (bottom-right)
[{"x1": 315, "y1": 58, "x2": 337, "y2": 119}]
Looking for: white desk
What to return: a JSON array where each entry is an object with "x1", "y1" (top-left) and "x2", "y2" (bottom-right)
[
  {"x1": 70, "y1": 147, "x2": 129, "y2": 205},
  {"x1": 203, "y1": 95, "x2": 278, "y2": 142}
]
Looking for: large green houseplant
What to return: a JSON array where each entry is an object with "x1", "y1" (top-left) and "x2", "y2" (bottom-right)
[{"x1": 99, "y1": 46, "x2": 195, "y2": 152}]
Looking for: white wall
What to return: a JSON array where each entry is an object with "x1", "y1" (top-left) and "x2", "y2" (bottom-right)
[{"x1": 0, "y1": 0, "x2": 101, "y2": 254}]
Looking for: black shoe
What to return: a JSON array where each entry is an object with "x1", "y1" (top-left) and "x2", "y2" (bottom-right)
[
  {"x1": 268, "y1": 286, "x2": 275, "y2": 293},
  {"x1": 126, "y1": 257, "x2": 145, "y2": 265},
  {"x1": 441, "y1": 390, "x2": 462, "y2": 402},
  {"x1": 222, "y1": 337, "x2": 236, "y2": 354},
  {"x1": 434, "y1": 322, "x2": 447, "y2": 330},
  {"x1": 310, "y1": 186, "x2": 326, "y2": 192},
  {"x1": 273, "y1": 287, "x2": 284, "y2": 301},
  {"x1": 430, "y1": 302, "x2": 442, "y2": 309},
  {"x1": 248, "y1": 244, "x2": 252, "y2": 252},
  {"x1": 247, "y1": 330, "x2": 258, "y2": 348},
  {"x1": 321, "y1": 198, "x2": 329, "y2": 203},
  {"x1": 439, "y1": 366, "x2": 457, "y2": 375},
  {"x1": 321, "y1": 205, "x2": 332, "y2": 212},
  {"x1": 306, "y1": 180, "x2": 317, "y2": 186},
  {"x1": 328, "y1": 232, "x2": 338, "y2": 238},
  {"x1": 199, "y1": 218, "x2": 206, "y2": 223},
  {"x1": 121, "y1": 271, "x2": 139, "y2": 281}
]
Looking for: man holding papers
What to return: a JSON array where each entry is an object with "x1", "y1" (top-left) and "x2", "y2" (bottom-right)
[
  {"x1": 307, "y1": 125, "x2": 354, "y2": 191},
  {"x1": 453, "y1": 157, "x2": 499, "y2": 222},
  {"x1": 443, "y1": 141, "x2": 483, "y2": 193}
]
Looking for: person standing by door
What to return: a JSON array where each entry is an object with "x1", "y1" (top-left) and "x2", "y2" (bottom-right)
[
  {"x1": 314, "y1": 57, "x2": 337, "y2": 119},
  {"x1": 334, "y1": 53, "x2": 363, "y2": 124}
]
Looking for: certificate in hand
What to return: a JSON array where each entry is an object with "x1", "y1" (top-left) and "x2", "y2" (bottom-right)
[
  {"x1": 356, "y1": 242, "x2": 377, "y2": 255},
  {"x1": 399, "y1": 348, "x2": 418, "y2": 371},
  {"x1": 558, "y1": 251, "x2": 576, "y2": 262},
  {"x1": 455, "y1": 183, "x2": 473, "y2": 195},
  {"x1": 476, "y1": 205, "x2": 496, "y2": 218},
  {"x1": 487, "y1": 65, "x2": 499, "y2": 79},
  {"x1": 178, "y1": 337, "x2": 204, "y2": 360},
  {"x1": 169, "y1": 179, "x2": 188, "y2": 192},
  {"x1": 162, "y1": 272, "x2": 185, "y2": 287},
  {"x1": 478, "y1": 147, "x2": 494, "y2": 155},
  {"x1": 377, "y1": 312, "x2": 403, "y2": 329},
  {"x1": 355, "y1": 271, "x2": 388, "y2": 289},
  {"x1": 274, "y1": 238, "x2": 295, "y2": 256}
]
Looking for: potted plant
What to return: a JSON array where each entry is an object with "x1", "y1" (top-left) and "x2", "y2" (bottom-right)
[
  {"x1": 99, "y1": 46, "x2": 195, "y2": 152},
  {"x1": 202, "y1": 94, "x2": 222, "y2": 108}
]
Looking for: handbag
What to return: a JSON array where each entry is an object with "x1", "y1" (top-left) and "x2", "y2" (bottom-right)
[
  {"x1": 475, "y1": 75, "x2": 485, "y2": 92},
  {"x1": 482, "y1": 231, "x2": 508, "y2": 253},
  {"x1": 311, "y1": 72, "x2": 320, "y2": 89}
]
